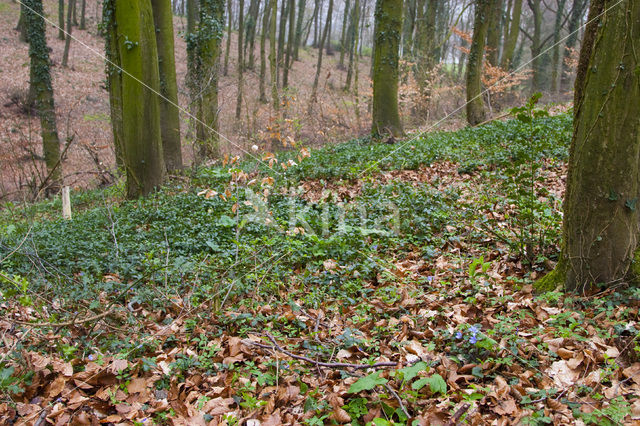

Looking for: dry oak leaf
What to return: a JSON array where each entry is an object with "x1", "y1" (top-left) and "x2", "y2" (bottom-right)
[
  {"x1": 202, "y1": 397, "x2": 235, "y2": 416},
  {"x1": 547, "y1": 360, "x2": 579, "y2": 389},
  {"x1": 46, "y1": 375, "x2": 66, "y2": 398}
]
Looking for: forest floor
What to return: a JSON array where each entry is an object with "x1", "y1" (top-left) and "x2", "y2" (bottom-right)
[{"x1": 2, "y1": 113, "x2": 640, "y2": 425}]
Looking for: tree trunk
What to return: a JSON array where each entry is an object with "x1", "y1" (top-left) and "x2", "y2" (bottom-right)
[
  {"x1": 105, "y1": 0, "x2": 166, "y2": 198},
  {"x1": 344, "y1": 0, "x2": 359, "y2": 90},
  {"x1": 401, "y1": 0, "x2": 415, "y2": 57},
  {"x1": 270, "y1": 0, "x2": 280, "y2": 110},
  {"x1": 528, "y1": 0, "x2": 545, "y2": 91},
  {"x1": 245, "y1": 0, "x2": 260, "y2": 69},
  {"x1": 283, "y1": 0, "x2": 295, "y2": 86},
  {"x1": 260, "y1": 0, "x2": 270, "y2": 102},
  {"x1": 485, "y1": 0, "x2": 502, "y2": 66},
  {"x1": 309, "y1": 0, "x2": 333, "y2": 109},
  {"x1": 371, "y1": 0, "x2": 403, "y2": 137},
  {"x1": 224, "y1": 0, "x2": 232, "y2": 76},
  {"x1": 151, "y1": 0, "x2": 183, "y2": 172},
  {"x1": 550, "y1": 0, "x2": 567, "y2": 93},
  {"x1": 538, "y1": 0, "x2": 640, "y2": 294},
  {"x1": 339, "y1": 0, "x2": 350, "y2": 68},
  {"x1": 560, "y1": 0, "x2": 588, "y2": 90},
  {"x1": 16, "y1": 4, "x2": 29, "y2": 43},
  {"x1": 466, "y1": 0, "x2": 492, "y2": 126},
  {"x1": 62, "y1": 0, "x2": 75, "y2": 67},
  {"x1": 277, "y1": 0, "x2": 288, "y2": 85},
  {"x1": 236, "y1": 0, "x2": 245, "y2": 119},
  {"x1": 79, "y1": 0, "x2": 86, "y2": 29},
  {"x1": 58, "y1": 0, "x2": 65, "y2": 40},
  {"x1": 25, "y1": 0, "x2": 62, "y2": 196},
  {"x1": 293, "y1": 0, "x2": 306, "y2": 60},
  {"x1": 193, "y1": 0, "x2": 225, "y2": 160},
  {"x1": 500, "y1": 0, "x2": 521, "y2": 69}
]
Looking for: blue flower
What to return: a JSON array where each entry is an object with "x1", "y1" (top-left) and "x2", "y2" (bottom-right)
[
  {"x1": 426, "y1": 276, "x2": 434, "y2": 283},
  {"x1": 455, "y1": 331, "x2": 463, "y2": 340},
  {"x1": 88, "y1": 354, "x2": 95, "y2": 361},
  {"x1": 469, "y1": 335, "x2": 477, "y2": 344},
  {"x1": 469, "y1": 325, "x2": 480, "y2": 336}
]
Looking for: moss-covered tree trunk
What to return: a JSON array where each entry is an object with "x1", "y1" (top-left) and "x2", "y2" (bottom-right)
[
  {"x1": 371, "y1": 0, "x2": 403, "y2": 138},
  {"x1": 107, "y1": 0, "x2": 166, "y2": 198},
  {"x1": 500, "y1": 0, "x2": 521, "y2": 69},
  {"x1": 192, "y1": 0, "x2": 225, "y2": 160},
  {"x1": 537, "y1": 0, "x2": 640, "y2": 294},
  {"x1": 151, "y1": 0, "x2": 182, "y2": 172},
  {"x1": 466, "y1": 0, "x2": 492, "y2": 126},
  {"x1": 103, "y1": 0, "x2": 124, "y2": 168},
  {"x1": 25, "y1": 0, "x2": 62, "y2": 195}
]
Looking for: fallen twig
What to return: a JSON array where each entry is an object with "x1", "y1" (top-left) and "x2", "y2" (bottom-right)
[
  {"x1": 446, "y1": 402, "x2": 470, "y2": 426},
  {"x1": 244, "y1": 332, "x2": 406, "y2": 370}
]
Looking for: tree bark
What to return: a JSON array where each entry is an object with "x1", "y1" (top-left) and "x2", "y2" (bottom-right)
[
  {"x1": 79, "y1": 0, "x2": 86, "y2": 29},
  {"x1": 486, "y1": 0, "x2": 502, "y2": 66},
  {"x1": 550, "y1": 0, "x2": 568, "y2": 93},
  {"x1": 151, "y1": 0, "x2": 183, "y2": 171},
  {"x1": 224, "y1": 0, "x2": 232, "y2": 76},
  {"x1": 106, "y1": 0, "x2": 166, "y2": 198},
  {"x1": 293, "y1": 0, "x2": 306, "y2": 60},
  {"x1": 260, "y1": 0, "x2": 270, "y2": 101},
  {"x1": 339, "y1": 0, "x2": 350, "y2": 68},
  {"x1": 538, "y1": 0, "x2": 640, "y2": 293},
  {"x1": 500, "y1": 0, "x2": 521, "y2": 69},
  {"x1": 371, "y1": 0, "x2": 404, "y2": 137},
  {"x1": 309, "y1": 0, "x2": 333, "y2": 109},
  {"x1": 62, "y1": 0, "x2": 75, "y2": 67},
  {"x1": 58, "y1": 0, "x2": 65, "y2": 40},
  {"x1": 270, "y1": 0, "x2": 280, "y2": 110},
  {"x1": 25, "y1": 0, "x2": 62, "y2": 195},
  {"x1": 236, "y1": 0, "x2": 245, "y2": 119},
  {"x1": 283, "y1": 0, "x2": 295, "y2": 86},
  {"x1": 345, "y1": 0, "x2": 359, "y2": 90},
  {"x1": 560, "y1": 0, "x2": 588, "y2": 90},
  {"x1": 466, "y1": 0, "x2": 492, "y2": 126}
]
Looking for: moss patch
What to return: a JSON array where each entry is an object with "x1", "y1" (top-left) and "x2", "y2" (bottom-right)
[{"x1": 534, "y1": 266, "x2": 565, "y2": 293}]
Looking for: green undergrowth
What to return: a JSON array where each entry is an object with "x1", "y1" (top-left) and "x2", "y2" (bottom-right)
[{"x1": 1, "y1": 115, "x2": 572, "y2": 312}]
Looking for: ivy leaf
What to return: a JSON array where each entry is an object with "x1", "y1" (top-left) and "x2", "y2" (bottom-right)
[
  {"x1": 412, "y1": 373, "x2": 447, "y2": 396},
  {"x1": 348, "y1": 371, "x2": 388, "y2": 393},
  {"x1": 625, "y1": 198, "x2": 637, "y2": 212},
  {"x1": 399, "y1": 361, "x2": 428, "y2": 382},
  {"x1": 219, "y1": 215, "x2": 236, "y2": 227}
]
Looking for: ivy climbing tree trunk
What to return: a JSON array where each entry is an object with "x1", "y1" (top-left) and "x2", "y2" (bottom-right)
[
  {"x1": 466, "y1": 0, "x2": 492, "y2": 126},
  {"x1": 537, "y1": 0, "x2": 640, "y2": 293},
  {"x1": 25, "y1": 0, "x2": 62, "y2": 195},
  {"x1": 105, "y1": 0, "x2": 166, "y2": 198},
  {"x1": 371, "y1": 0, "x2": 403, "y2": 138},
  {"x1": 151, "y1": 0, "x2": 182, "y2": 172}
]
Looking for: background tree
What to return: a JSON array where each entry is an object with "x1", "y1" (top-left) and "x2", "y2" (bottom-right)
[
  {"x1": 58, "y1": 0, "x2": 65, "y2": 40},
  {"x1": 62, "y1": 0, "x2": 75, "y2": 67},
  {"x1": 269, "y1": 0, "x2": 279, "y2": 110},
  {"x1": 151, "y1": 0, "x2": 182, "y2": 171},
  {"x1": 538, "y1": 0, "x2": 640, "y2": 293},
  {"x1": 466, "y1": 0, "x2": 493, "y2": 126},
  {"x1": 560, "y1": 0, "x2": 588, "y2": 90},
  {"x1": 236, "y1": 0, "x2": 245, "y2": 119},
  {"x1": 191, "y1": 0, "x2": 225, "y2": 159},
  {"x1": 25, "y1": 0, "x2": 62, "y2": 195},
  {"x1": 500, "y1": 0, "x2": 521, "y2": 69},
  {"x1": 259, "y1": 0, "x2": 270, "y2": 102},
  {"x1": 371, "y1": 0, "x2": 403, "y2": 137},
  {"x1": 293, "y1": 0, "x2": 306, "y2": 60},
  {"x1": 105, "y1": 0, "x2": 165, "y2": 198},
  {"x1": 283, "y1": 0, "x2": 295, "y2": 86},
  {"x1": 309, "y1": 0, "x2": 333, "y2": 109}
]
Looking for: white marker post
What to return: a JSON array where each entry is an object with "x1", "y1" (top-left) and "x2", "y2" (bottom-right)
[{"x1": 62, "y1": 186, "x2": 72, "y2": 220}]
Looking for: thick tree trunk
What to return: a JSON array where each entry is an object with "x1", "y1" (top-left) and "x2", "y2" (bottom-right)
[
  {"x1": 538, "y1": 0, "x2": 640, "y2": 293},
  {"x1": 106, "y1": 0, "x2": 166, "y2": 198},
  {"x1": 466, "y1": 0, "x2": 492, "y2": 126},
  {"x1": 371, "y1": 0, "x2": 403, "y2": 137},
  {"x1": 151, "y1": 0, "x2": 183, "y2": 172},
  {"x1": 25, "y1": 0, "x2": 62, "y2": 195},
  {"x1": 500, "y1": 0, "x2": 521, "y2": 69},
  {"x1": 245, "y1": 0, "x2": 260, "y2": 69},
  {"x1": 62, "y1": 0, "x2": 75, "y2": 67},
  {"x1": 193, "y1": 0, "x2": 225, "y2": 160}
]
